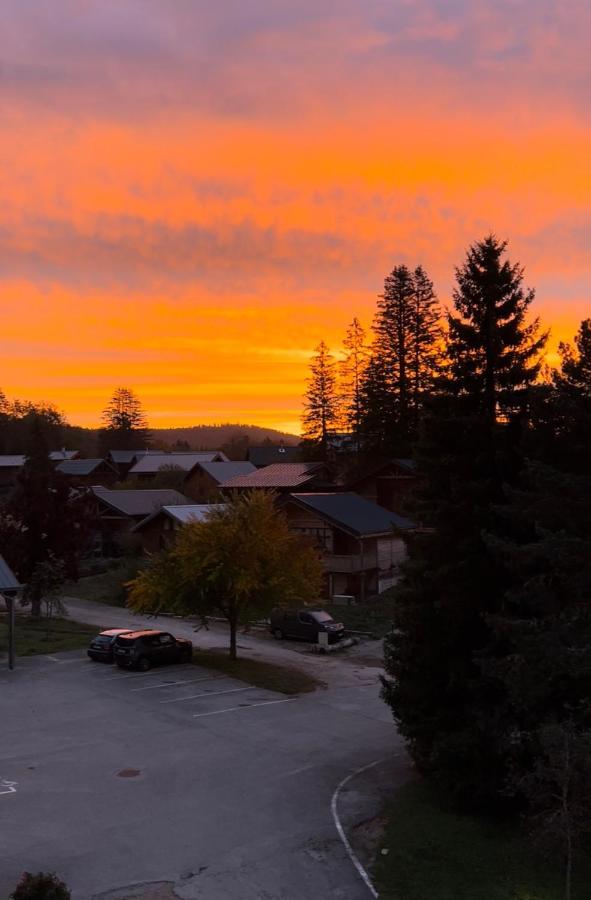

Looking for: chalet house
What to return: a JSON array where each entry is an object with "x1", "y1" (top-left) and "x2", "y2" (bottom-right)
[
  {"x1": 49, "y1": 450, "x2": 80, "y2": 463},
  {"x1": 221, "y1": 462, "x2": 334, "y2": 495},
  {"x1": 0, "y1": 456, "x2": 25, "y2": 495},
  {"x1": 0, "y1": 452, "x2": 81, "y2": 495},
  {"x1": 133, "y1": 504, "x2": 223, "y2": 554},
  {"x1": 56, "y1": 458, "x2": 118, "y2": 487},
  {"x1": 92, "y1": 486, "x2": 191, "y2": 554},
  {"x1": 247, "y1": 446, "x2": 302, "y2": 468},
  {"x1": 127, "y1": 452, "x2": 229, "y2": 496},
  {"x1": 188, "y1": 461, "x2": 256, "y2": 501},
  {"x1": 281, "y1": 492, "x2": 415, "y2": 601},
  {"x1": 346, "y1": 458, "x2": 421, "y2": 515}
]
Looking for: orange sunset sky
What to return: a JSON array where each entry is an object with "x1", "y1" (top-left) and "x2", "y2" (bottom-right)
[{"x1": 1, "y1": 1, "x2": 590, "y2": 434}]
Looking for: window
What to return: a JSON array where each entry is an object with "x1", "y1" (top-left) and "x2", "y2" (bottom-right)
[
  {"x1": 311, "y1": 611, "x2": 333, "y2": 623},
  {"x1": 299, "y1": 613, "x2": 314, "y2": 624},
  {"x1": 159, "y1": 634, "x2": 173, "y2": 645}
]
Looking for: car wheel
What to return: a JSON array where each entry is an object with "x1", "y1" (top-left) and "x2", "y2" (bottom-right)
[
  {"x1": 137, "y1": 656, "x2": 152, "y2": 672},
  {"x1": 273, "y1": 628, "x2": 284, "y2": 640}
]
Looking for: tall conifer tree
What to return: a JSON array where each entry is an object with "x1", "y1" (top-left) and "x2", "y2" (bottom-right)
[
  {"x1": 339, "y1": 318, "x2": 367, "y2": 442},
  {"x1": 381, "y1": 236, "x2": 547, "y2": 808},
  {"x1": 362, "y1": 264, "x2": 441, "y2": 453},
  {"x1": 302, "y1": 341, "x2": 339, "y2": 456},
  {"x1": 98, "y1": 387, "x2": 151, "y2": 455}
]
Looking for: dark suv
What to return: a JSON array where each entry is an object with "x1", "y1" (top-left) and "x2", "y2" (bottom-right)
[
  {"x1": 113, "y1": 630, "x2": 193, "y2": 671},
  {"x1": 269, "y1": 609, "x2": 345, "y2": 644},
  {"x1": 87, "y1": 628, "x2": 133, "y2": 663}
]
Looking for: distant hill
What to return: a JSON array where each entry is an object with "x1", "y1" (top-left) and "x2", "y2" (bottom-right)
[
  {"x1": 56, "y1": 422, "x2": 300, "y2": 456},
  {"x1": 151, "y1": 424, "x2": 300, "y2": 450}
]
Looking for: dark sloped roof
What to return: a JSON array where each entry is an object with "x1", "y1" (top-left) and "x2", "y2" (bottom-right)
[
  {"x1": 0, "y1": 455, "x2": 25, "y2": 468},
  {"x1": 57, "y1": 458, "x2": 112, "y2": 476},
  {"x1": 133, "y1": 503, "x2": 225, "y2": 531},
  {"x1": 393, "y1": 458, "x2": 417, "y2": 472},
  {"x1": 0, "y1": 555, "x2": 22, "y2": 593},
  {"x1": 108, "y1": 450, "x2": 143, "y2": 465},
  {"x1": 288, "y1": 492, "x2": 416, "y2": 537},
  {"x1": 49, "y1": 450, "x2": 79, "y2": 461},
  {"x1": 222, "y1": 462, "x2": 325, "y2": 489},
  {"x1": 248, "y1": 446, "x2": 301, "y2": 467},
  {"x1": 129, "y1": 451, "x2": 228, "y2": 474},
  {"x1": 93, "y1": 486, "x2": 192, "y2": 517},
  {"x1": 198, "y1": 461, "x2": 256, "y2": 483}
]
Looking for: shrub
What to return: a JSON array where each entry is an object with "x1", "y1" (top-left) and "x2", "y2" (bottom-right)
[{"x1": 11, "y1": 872, "x2": 70, "y2": 900}]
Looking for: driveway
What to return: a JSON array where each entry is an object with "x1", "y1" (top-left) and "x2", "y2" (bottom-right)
[
  {"x1": 0, "y1": 638, "x2": 409, "y2": 899},
  {"x1": 62, "y1": 596, "x2": 386, "y2": 689}
]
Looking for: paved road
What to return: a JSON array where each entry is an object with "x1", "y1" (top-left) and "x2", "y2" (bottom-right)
[{"x1": 0, "y1": 609, "x2": 409, "y2": 900}]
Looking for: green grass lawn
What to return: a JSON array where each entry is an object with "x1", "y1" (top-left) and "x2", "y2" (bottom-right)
[
  {"x1": 0, "y1": 615, "x2": 102, "y2": 657},
  {"x1": 374, "y1": 781, "x2": 591, "y2": 900},
  {"x1": 325, "y1": 594, "x2": 397, "y2": 638},
  {"x1": 192, "y1": 648, "x2": 324, "y2": 695},
  {"x1": 63, "y1": 559, "x2": 144, "y2": 606}
]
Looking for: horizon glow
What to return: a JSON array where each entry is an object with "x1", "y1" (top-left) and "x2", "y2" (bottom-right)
[{"x1": 1, "y1": 1, "x2": 590, "y2": 433}]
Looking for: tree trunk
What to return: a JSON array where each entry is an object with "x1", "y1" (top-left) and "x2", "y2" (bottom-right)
[
  {"x1": 229, "y1": 611, "x2": 238, "y2": 660},
  {"x1": 30, "y1": 588, "x2": 41, "y2": 618}
]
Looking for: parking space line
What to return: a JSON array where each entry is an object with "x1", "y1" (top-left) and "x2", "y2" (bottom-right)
[
  {"x1": 192, "y1": 698, "x2": 295, "y2": 718},
  {"x1": 103, "y1": 668, "x2": 184, "y2": 682},
  {"x1": 131, "y1": 675, "x2": 225, "y2": 692},
  {"x1": 160, "y1": 685, "x2": 251, "y2": 704}
]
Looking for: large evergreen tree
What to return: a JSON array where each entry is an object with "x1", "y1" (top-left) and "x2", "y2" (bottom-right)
[
  {"x1": 5, "y1": 416, "x2": 91, "y2": 615},
  {"x1": 98, "y1": 387, "x2": 151, "y2": 455},
  {"x1": 551, "y1": 319, "x2": 591, "y2": 473},
  {"x1": 361, "y1": 264, "x2": 440, "y2": 454},
  {"x1": 339, "y1": 318, "x2": 367, "y2": 442},
  {"x1": 448, "y1": 235, "x2": 546, "y2": 427},
  {"x1": 381, "y1": 236, "x2": 547, "y2": 808},
  {"x1": 302, "y1": 341, "x2": 339, "y2": 456}
]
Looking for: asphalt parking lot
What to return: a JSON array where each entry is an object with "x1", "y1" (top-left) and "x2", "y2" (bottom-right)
[{"x1": 0, "y1": 651, "x2": 409, "y2": 900}]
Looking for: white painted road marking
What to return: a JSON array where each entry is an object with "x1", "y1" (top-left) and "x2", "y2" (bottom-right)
[
  {"x1": 0, "y1": 779, "x2": 18, "y2": 796},
  {"x1": 331, "y1": 759, "x2": 384, "y2": 899},
  {"x1": 161, "y1": 686, "x2": 252, "y2": 704},
  {"x1": 131, "y1": 675, "x2": 225, "y2": 692},
  {"x1": 192, "y1": 698, "x2": 295, "y2": 718}
]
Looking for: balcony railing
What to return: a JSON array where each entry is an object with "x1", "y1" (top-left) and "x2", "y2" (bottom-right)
[{"x1": 322, "y1": 551, "x2": 378, "y2": 573}]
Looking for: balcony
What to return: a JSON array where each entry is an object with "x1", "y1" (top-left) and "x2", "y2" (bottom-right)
[{"x1": 322, "y1": 551, "x2": 378, "y2": 573}]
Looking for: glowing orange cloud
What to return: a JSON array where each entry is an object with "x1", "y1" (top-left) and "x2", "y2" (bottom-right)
[{"x1": 1, "y1": 1, "x2": 590, "y2": 431}]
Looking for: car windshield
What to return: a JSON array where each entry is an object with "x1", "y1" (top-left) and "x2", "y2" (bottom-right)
[
  {"x1": 311, "y1": 611, "x2": 333, "y2": 623},
  {"x1": 94, "y1": 635, "x2": 112, "y2": 643},
  {"x1": 114, "y1": 635, "x2": 135, "y2": 644}
]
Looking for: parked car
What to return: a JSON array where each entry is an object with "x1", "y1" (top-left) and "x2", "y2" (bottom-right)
[
  {"x1": 113, "y1": 630, "x2": 193, "y2": 671},
  {"x1": 87, "y1": 629, "x2": 133, "y2": 663},
  {"x1": 269, "y1": 609, "x2": 345, "y2": 644}
]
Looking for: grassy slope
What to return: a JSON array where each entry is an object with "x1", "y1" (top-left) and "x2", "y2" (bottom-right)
[
  {"x1": 63, "y1": 560, "x2": 142, "y2": 606},
  {"x1": 325, "y1": 595, "x2": 396, "y2": 638},
  {"x1": 0, "y1": 616, "x2": 102, "y2": 657},
  {"x1": 374, "y1": 781, "x2": 591, "y2": 900},
  {"x1": 192, "y1": 648, "x2": 323, "y2": 695}
]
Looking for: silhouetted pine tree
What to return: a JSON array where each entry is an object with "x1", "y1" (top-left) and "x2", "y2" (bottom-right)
[
  {"x1": 552, "y1": 319, "x2": 591, "y2": 473},
  {"x1": 339, "y1": 318, "x2": 368, "y2": 443},
  {"x1": 411, "y1": 265, "x2": 441, "y2": 426},
  {"x1": 381, "y1": 236, "x2": 547, "y2": 809},
  {"x1": 448, "y1": 235, "x2": 546, "y2": 428},
  {"x1": 8, "y1": 416, "x2": 90, "y2": 615},
  {"x1": 361, "y1": 264, "x2": 440, "y2": 454},
  {"x1": 98, "y1": 387, "x2": 151, "y2": 455},
  {"x1": 302, "y1": 341, "x2": 339, "y2": 457}
]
